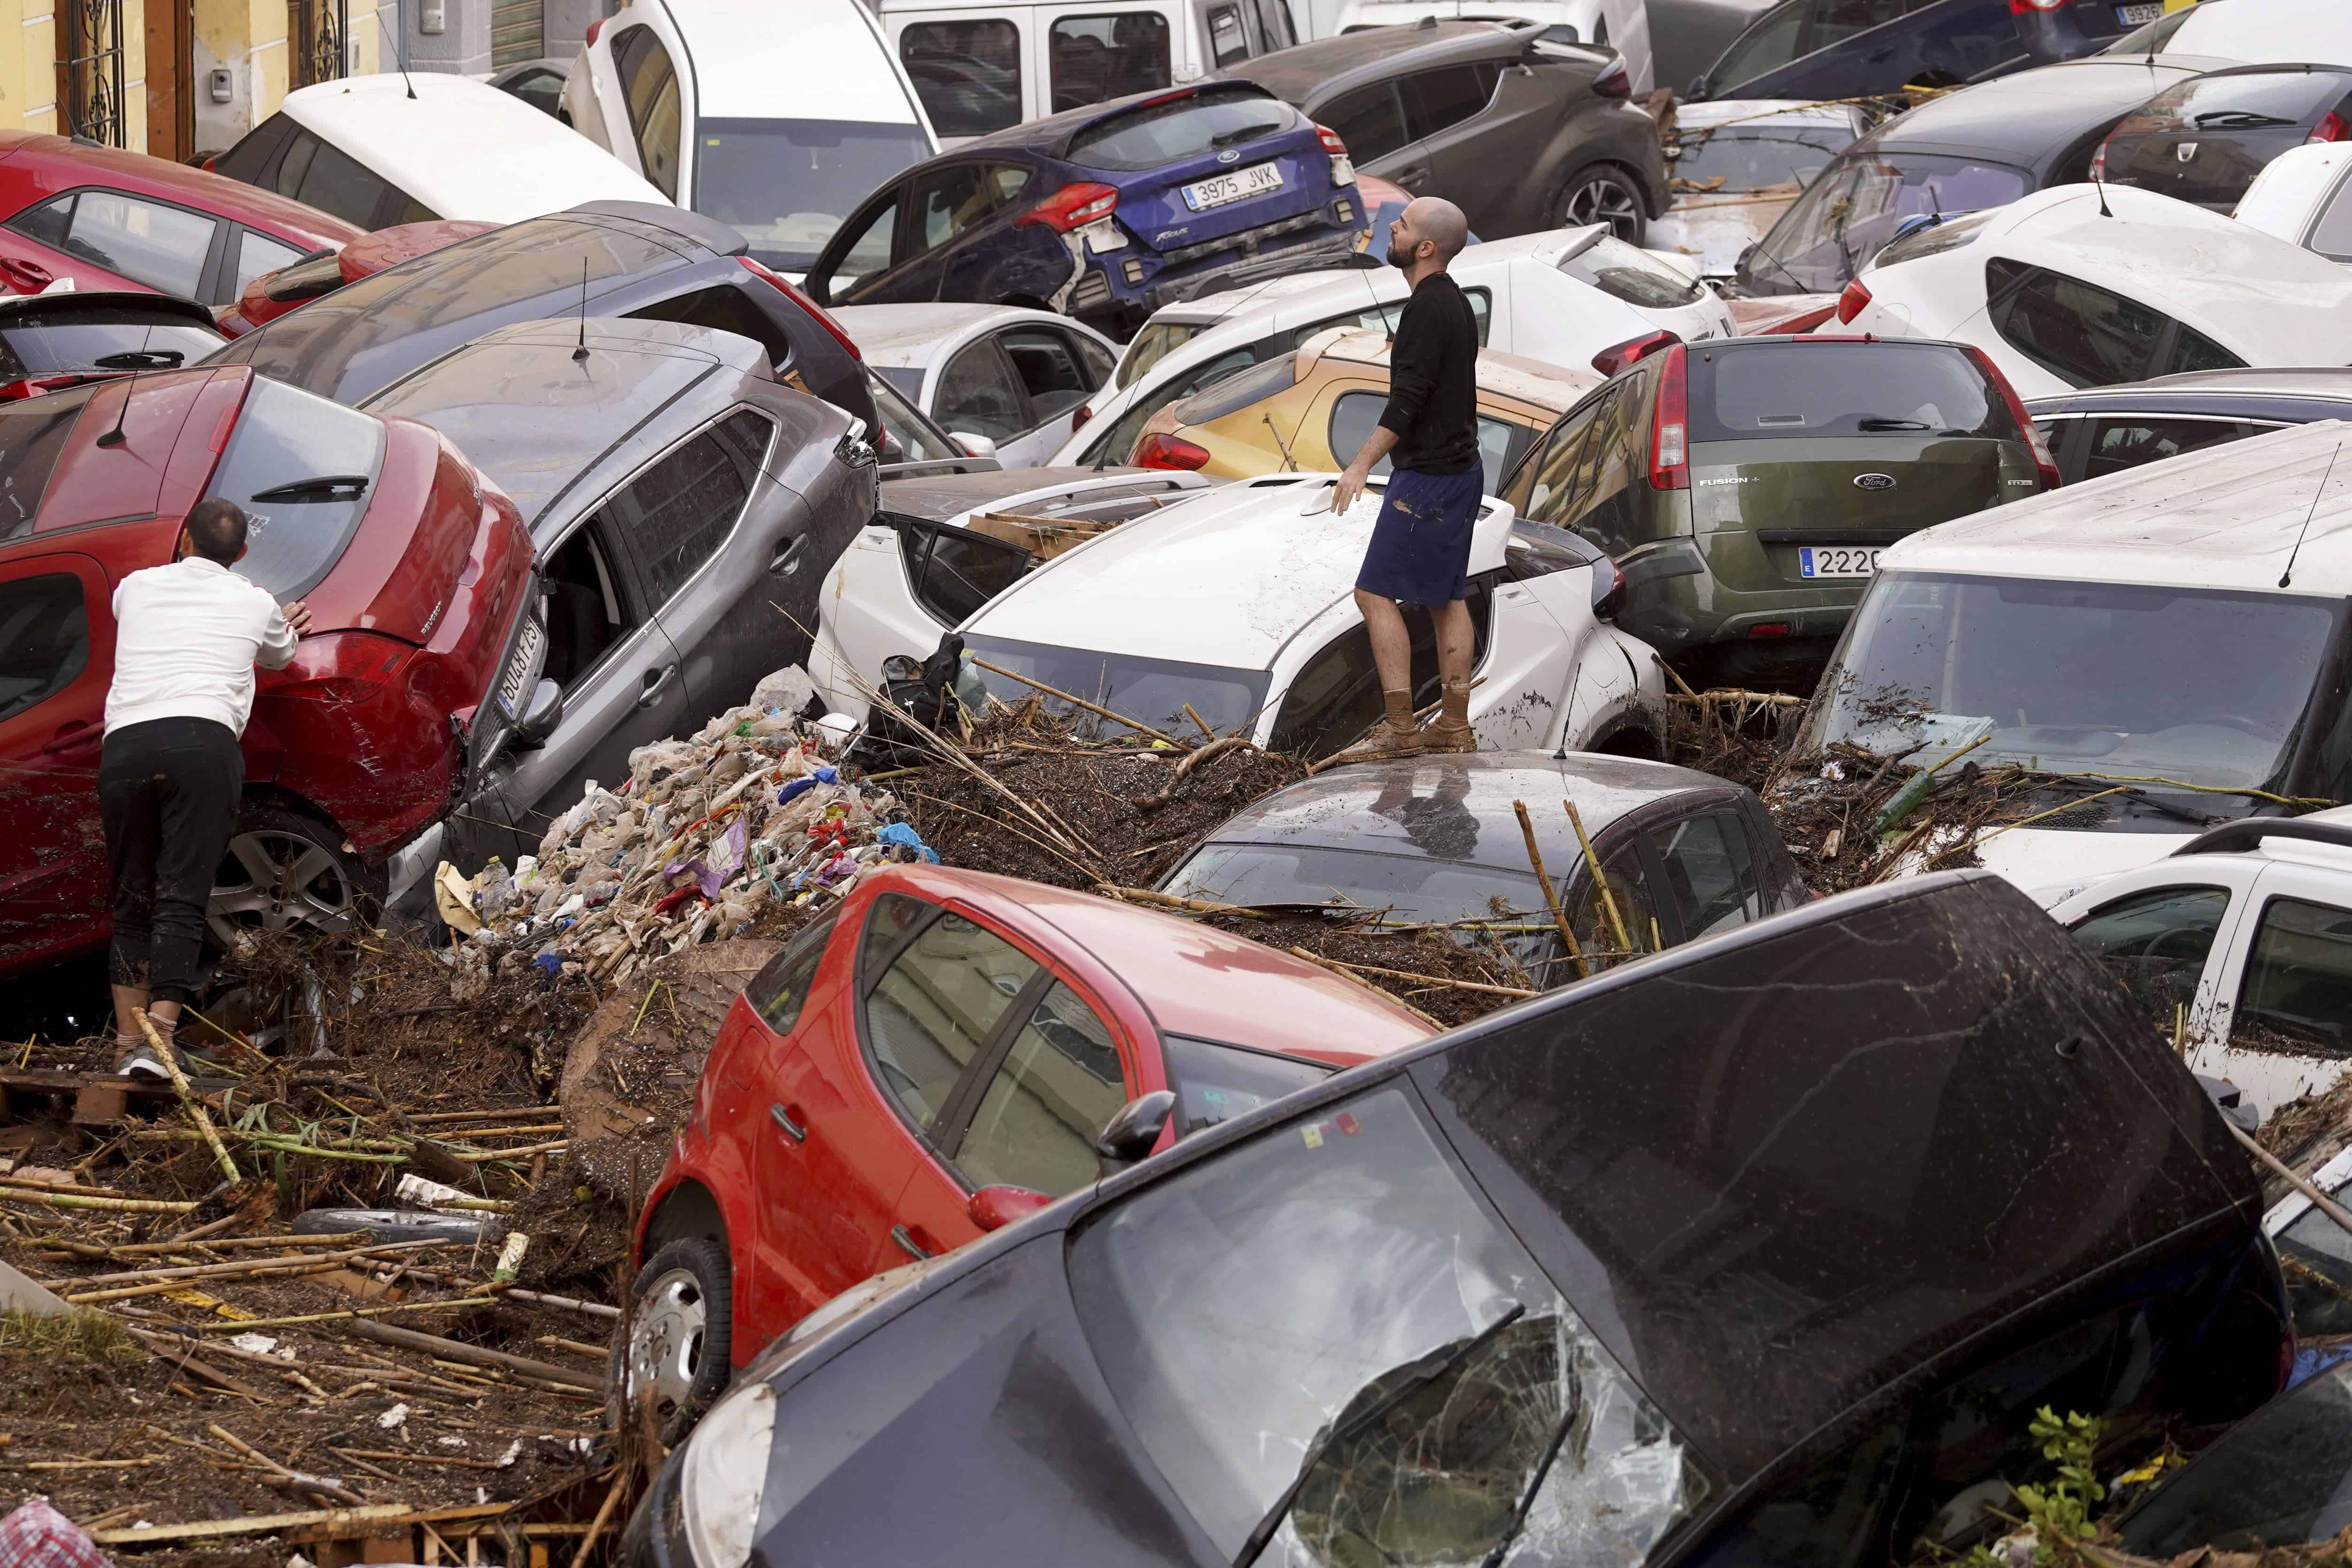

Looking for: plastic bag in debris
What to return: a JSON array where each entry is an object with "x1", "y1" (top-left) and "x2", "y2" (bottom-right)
[
  {"x1": 876, "y1": 822, "x2": 940, "y2": 863},
  {"x1": 752, "y1": 664, "x2": 818, "y2": 716}
]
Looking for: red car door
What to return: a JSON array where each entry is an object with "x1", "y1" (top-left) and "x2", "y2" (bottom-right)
[{"x1": 0, "y1": 550, "x2": 115, "y2": 968}]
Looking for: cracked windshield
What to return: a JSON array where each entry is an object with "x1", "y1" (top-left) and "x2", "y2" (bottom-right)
[{"x1": 1071, "y1": 1085, "x2": 1707, "y2": 1568}]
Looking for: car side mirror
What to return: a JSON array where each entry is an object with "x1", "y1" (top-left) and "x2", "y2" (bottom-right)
[
  {"x1": 949, "y1": 430, "x2": 999, "y2": 460},
  {"x1": 513, "y1": 678, "x2": 562, "y2": 747},
  {"x1": 1094, "y1": 1090, "x2": 1176, "y2": 1174},
  {"x1": 968, "y1": 1185, "x2": 1054, "y2": 1231}
]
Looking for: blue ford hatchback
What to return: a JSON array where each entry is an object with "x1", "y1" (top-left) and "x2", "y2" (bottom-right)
[{"x1": 802, "y1": 81, "x2": 1366, "y2": 337}]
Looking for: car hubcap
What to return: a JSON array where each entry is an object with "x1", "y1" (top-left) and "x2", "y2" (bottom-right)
[
  {"x1": 207, "y1": 829, "x2": 359, "y2": 949},
  {"x1": 628, "y1": 1267, "x2": 707, "y2": 1419},
  {"x1": 1566, "y1": 177, "x2": 1641, "y2": 240}
]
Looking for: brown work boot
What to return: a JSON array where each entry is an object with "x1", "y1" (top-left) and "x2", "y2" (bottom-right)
[
  {"x1": 1333, "y1": 690, "x2": 1425, "y2": 764},
  {"x1": 1421, "y1": 681, "x2": 1476, "y2": 753}
]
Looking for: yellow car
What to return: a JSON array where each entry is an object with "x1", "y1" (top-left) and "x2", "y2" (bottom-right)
[{"x1": 1130, "y1": 327, "x2": 1600, "y2": 487}]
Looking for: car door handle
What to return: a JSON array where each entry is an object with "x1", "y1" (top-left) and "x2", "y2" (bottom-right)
[
  {"x1": 891, "y1": 1224, "x2": 934, "y2": 1261},
  {"x1": 1, "y1": 257, "x2": 54, "y2": 292},
  {"x1": 636, "y1": 663, "x2": 677, "y2": 709},
  {"x1": 40, "y1": 721, "x2": 99, "y2": 756},
  {"x1": 769, "y1": 534, "x2": 805, "y2": 576},
  {"x1": 769, "y1": 1102, "x2": 807, "y2": 1142}
]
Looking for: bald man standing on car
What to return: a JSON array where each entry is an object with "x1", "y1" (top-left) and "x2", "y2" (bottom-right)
[{"x1": 1330, "y1": 195, "x2": 1482, "y2": 760}]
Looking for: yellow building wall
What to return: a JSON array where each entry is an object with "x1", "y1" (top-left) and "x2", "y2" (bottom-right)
[{"x1": 0, "y1": 0, "x2": 147, "y2": 143}]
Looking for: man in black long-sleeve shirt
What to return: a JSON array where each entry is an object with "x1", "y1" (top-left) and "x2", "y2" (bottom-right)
[{"x1": 1331, "y1": 196, "x2": 1482, "y2": 759}]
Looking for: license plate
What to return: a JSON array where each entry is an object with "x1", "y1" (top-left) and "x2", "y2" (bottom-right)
[
  {"x1": 2115, "y1": 1, "x2": 2162, "y2": 22},
  {"x1": 1181, "y1": 161, "x2": 1283, "y2": 212},
  {"x1": 1797, "y1": 545, "x2": 1881, "y2": 578},
  {"x1": 496, "y1": 615, "x2": 546, "y2": 719}
]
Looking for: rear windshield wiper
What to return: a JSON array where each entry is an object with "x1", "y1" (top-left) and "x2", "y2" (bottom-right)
[
  {"x1": 91, "y1": 348, "x2": 185, "y2": 370},
  {"x1": 2190, "y1": 111, "x2": 2298, "y2": 129},
  {"x1": 1857, "y1": 416, "x2": 1929, "y2": 431},
  {"x1": 1232, "y1": 1302, "x2": 1529, "y2": 1568},
  {"x1": 248, "y1": 475, "x2": 369, "y2": 502},
  {"x1": 1208, "y1": 123, "x2": 1280, "y2": 148}
]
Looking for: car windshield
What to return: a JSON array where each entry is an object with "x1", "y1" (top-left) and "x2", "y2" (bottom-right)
[
  {"x1": 694, "y1": 117, "x2": 934, "y2": 271},
  {"x1": 2116, "y1": 1360, "x2": 2352, "y2": 1556},
  {"x1": 1556, "y1": 232, "x2": 1705, "y2": 308},
  {"x1": 1068, "y1": 1082, "x2": 1709, "y2": 1567},
  {"x1": 1689, "y1": 342, "x2": 2008, "y2": 442},
  {"x1": 1066, "y1": 85, "x2": 1292, "y2": 173},
  {"x1": 1172, "y1": 352, "x2": 1298, "y2": 424},
  {"x1": 1161, "y1": 1034, "x2": 1329, "y2": 1137},
  {"x1": 202, "y1": 376, "x2": 385, "y2": 598},
  {"x1": 868, "y1": 369, "x2": 958, "y2": 465},
  {"x1": 0, "y1": 385, "x2": 97, "y2": 538},
  {"x1": 956, "y1": 633, "x2": 1271, "y2": 739},
  {"x1": 1120, "y1": 318, "x2": 1213, "y2": 388},
  {"x1": 1793, "y1": 570, "x2": 2344, "y2": 800},
  {"x1": 1672, "y1": 118, "x2": 1858, "y2": 192},
  {"x1": 0, "y1": 313, "x2": 223, "y2": 377},
  {"x1": 2130, "y1": 69, "x2": 2352, "y2": 133},
  {"x1": 1741, "y1": 151, "x2": 2029, "y2": 295}
]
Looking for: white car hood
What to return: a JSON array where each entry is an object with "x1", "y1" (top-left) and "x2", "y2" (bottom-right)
[{"x1": 1975, "y1": 826, "x2": 2199, "y2": 909}]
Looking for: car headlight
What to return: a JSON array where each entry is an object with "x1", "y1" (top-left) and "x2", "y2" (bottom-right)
[{"x1": 678, "y1": 1381, "x2": 775, "y2": 1568}]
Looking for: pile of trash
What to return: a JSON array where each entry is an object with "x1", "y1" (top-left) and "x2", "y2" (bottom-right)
[{"x1": 434, "y1": 668, "x2": 943, "y2": 993}]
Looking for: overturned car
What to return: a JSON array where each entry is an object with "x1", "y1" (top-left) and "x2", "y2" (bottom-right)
[{"x1": 623, "y1": 870, "x2": 2288, "y2": 1568}]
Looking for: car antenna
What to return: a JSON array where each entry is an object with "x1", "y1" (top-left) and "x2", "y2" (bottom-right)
[
  {"x1": 2281, "y1": 440, "x2": 2341, "y2": 588},
  {"x1": 2091, "y1": 168, "x2": 2113, "y2": 217},
  {"x1": 572, "y1": 258, "x2": 590, "y2": 362},
  {"x1": 401, "y1": 60, "x2": 417, "y2": 99},
  {"x1": 94, "y1": 369, "x2": 139, "y2": 447}
]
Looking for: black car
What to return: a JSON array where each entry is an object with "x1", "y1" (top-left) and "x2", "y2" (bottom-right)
[
  {"x1": 2025, "y1": 367, "x2": 2352, "y2": 484},
  {"x1": 1224, "y1": 19, "x2": 1669, "y2": 244},
  {"x1": 198, "y1": 200, "x2": 877, "y2": 434},
  {"x1": 1734, "y1": 53, "x2": 2211, "y2": 297},
  {"x1": 2097, "y1": 62, "x2": 2352, "y2": 211},
  {"x1": 2114, "y1": 1356, "x2": 2352, "y2": 1555},
  {"x1": 622, "y1": 870, "x2": 2287, "y2": 1568},
  {"x1": 354, "y1": 316, "x2": 878, "y2": 900},
  {"x1": 0, "y1": 290, "x2": 223, "y2": 399},
  {"x1": 1691, "y1": 0, "x2": 2131, "y2": 101}
]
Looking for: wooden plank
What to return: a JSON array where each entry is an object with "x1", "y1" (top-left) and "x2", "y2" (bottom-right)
[
  {"x1": 94, "y1": 1504, "x2": 423, "y2": 1545},
  {"x1": 345, "y1": 1319, "x2": 606, "y2": 1391}
]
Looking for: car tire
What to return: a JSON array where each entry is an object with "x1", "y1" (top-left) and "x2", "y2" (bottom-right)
[
  {"x1": 1555, "y1": 162, "x2": 1648, "y2": 245},
  {"x1": 207, "y1": 801, "x2": 386, "y2": 952},
  {"x1": 614, "y1": 1237, "x2": 733, "y2": 1445}
]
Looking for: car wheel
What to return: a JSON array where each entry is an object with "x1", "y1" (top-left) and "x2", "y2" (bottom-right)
[
  {"x1": 207, "y1": 802, "x2": 384, "y2": 951},
  {"x1": 1556, "y1": 163, "x2": 1647, "y2": 245},
  {"x1": 615, "y1": 1237, "x2": 733, "y2": 1444}
]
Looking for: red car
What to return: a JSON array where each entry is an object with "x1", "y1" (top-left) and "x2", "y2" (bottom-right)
[
  {"x1": 0, "y1": 366, "x2": 540, "y2": 976},
  {"x1": 215, "y1": 218, "x2": 495, "y2": 338},
  {"x1": 0, "y1": 131, "x2": 360, "y2": 306},
  {"x1": 623, "y1": 864, "x2": 1434, "y2": 1436}
]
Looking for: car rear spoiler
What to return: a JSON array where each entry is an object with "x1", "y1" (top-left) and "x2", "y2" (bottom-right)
[{"x1": 2171, "y1": 818, "x2": 2352, "y2": 858}]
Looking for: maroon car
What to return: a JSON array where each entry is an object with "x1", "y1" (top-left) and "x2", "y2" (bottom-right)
[
  {"x1": 0, "y1": 367, "x2": 542, "y2": 977},
  {"x1": 0, "y1": 132, "x2": 360, "y2": 306}
]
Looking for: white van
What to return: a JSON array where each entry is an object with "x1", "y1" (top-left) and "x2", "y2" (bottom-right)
[
  {"x1": 562, "y1": 0, "x2": 938, "y2": 276},
  {"x1": 876, "y1": 0, "x2": 1302, "y2": 146}
]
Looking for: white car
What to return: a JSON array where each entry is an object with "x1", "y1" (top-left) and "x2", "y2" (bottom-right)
[
  {"x1": 2112, "y1": 0, "x2": 2352, "y2": 69},
  {"x1": 563, "y1": 0, "x2": 937, "y2": 277},
  {"x1": 1790, "y1": 418, "x2": 2352, "y2": 905},
  {"x1": 815, "y1": 470, "x2": 1666, "y2": 759},
  {"x1": 1050, "y1": 223, "x2": 1737, "y2": 467},
  {"x1": 2052, "y1": 813, "x2": 2352, "y2": 1124},
  {"x1": 1829, "y1": 183, "x2": 2352, "y2": 399},
  {"x1": 834, "y1": 302, "x2": 1121, "y2": 467},
  {"x1": 204, "y1": 73, "x2": 669, "y2": 228},
  {"x1": 2235, "y1": 141, "x2": 2352, "y2": 265},
  {"x1": 1647, "y1": 100, "x2": 1869, "y2": 280},
  {"x1": 1329, "y1": 0, "x2": 1654, "y2": 94}
]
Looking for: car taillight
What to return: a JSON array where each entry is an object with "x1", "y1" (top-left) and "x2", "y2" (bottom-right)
[
  {"x1": 1589, "y1": 555, "x2": 1626, "y2": 619},
  {"x1": 268, "y1": 630, "x2": 411, "y2": 704},
  {"x1": 1649, "y1": 345, "x2": 1689, "y2": 492},
  {"x1": 0, "y1": 373, "x2": 99, "y2": 400},
  {"x1": 1018, "y1": 183, "x2": 1120, "y2": 233},
  {"x1": 2009, "y1": 0, "x2": 2065, "y2": 10},
  {"x1": 1072, "y1": 403, "x2": 1092, "y2": 432},
  {"x1": 2313, "y1": 113, "x2": 2350, "y2": 145},
  {"x1": 2089, "y1": 138, "x2": 2109, "y2": 182},
  {"x1": 1134, "y1": 432, "x2": 1210, "y2": 471},
  {"x1": 585, "y1": 15, "x2": 605, "y2": 45},
  {"x1": 1591, "y1": 329, "x2": 1679, "y2": 378},
  {"x1": 1837, "y1": 276, "x2": 1872, "y2": 325},
  {"x1": 1962, "y1": 343, "x2": 2061, "y2": 489},
  {"x1": 738, "y1": 254, "x2": 862, "y2": 363},
  {"x1": 1316, "y1": 123, "x2": 1347, "y2": 156},
  {"x1": 1592, "y1": 55, "x2": 1631, "y2": 99}
]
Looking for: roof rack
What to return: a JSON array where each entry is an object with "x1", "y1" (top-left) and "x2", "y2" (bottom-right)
[{"x1": 2170, "y1": 818, "x2": 2352, "y2": 858}]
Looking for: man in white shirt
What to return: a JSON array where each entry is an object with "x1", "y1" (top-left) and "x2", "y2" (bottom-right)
[{"x1": 103, "y1": 498, "x2": 311, "y2": 1078}]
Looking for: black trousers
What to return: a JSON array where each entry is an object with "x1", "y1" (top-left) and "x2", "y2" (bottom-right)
[{"x1": 99, "y1": 717, "x2": 243, "y2": 1005}]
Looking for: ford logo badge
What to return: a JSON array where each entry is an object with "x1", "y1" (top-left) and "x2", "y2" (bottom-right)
[
  {"x1": 1218, "y1": 148, "x2": 1241, "y2": 164},
  {"x1": 1854, "y1": 472, "x2": 1896, "y2": 491}
]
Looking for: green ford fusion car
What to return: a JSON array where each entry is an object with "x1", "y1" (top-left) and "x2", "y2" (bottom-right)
[{"x1": 1495, "y1": 335, "x2": 2059, "y2": 687}]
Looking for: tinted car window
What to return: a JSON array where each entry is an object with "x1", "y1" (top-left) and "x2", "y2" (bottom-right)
[
  {"x1": 936, "y1": 339, "x2": 1029, "y2": 441},
  {"x1": 902, "y1": 19, "x2": 1023, "y2": 138},
  {"x1": 1328, "y1": 390, "x2": 1528, "y2": 492},
  {"x1": 958, "y1": 634, "x2": 1271, "y2": 740},
  {"x1": 1207, "y1": 4, "x2": 1249, "y2": 68},
  {"x1": 1171, "y1": 351, "x2": 1297, "y2": 424},
  {"x1": 825, "y1": 194, "x2": 901, "y2": 300},
  {"x1": 2234, "y1": 896, "x2": 2352, "y2": 1054},
  {"x1": 1988, "y1": 258, "x2": 2167, "y2": 389},
  {"x1": 292, "y1": 139, "x2": 402, "y2": 230},
  {"x1": 621, "y1": 426, "x2": 754, "y2": 604},
  {"x1": 869, "y1": 370, "x2": 958, "y2": 465},
  {"x1": 0, "y1": 571, "x2": 88, "y2": 723},
  {"x1": 0, "y1": 388, "x2": 93, "y2": 537},
  {"x1": 0, "y1": 307, "x2": 221, "y2": 377},
  {"x1": 1567, "y1": 838, "x2": 1660, "y2": 968},
  {"x1": 956, "y1": 981, "x2": 1126, "y2": 1196},
  {"x1": 901, "y1": 517, "x2": 1030, "y2": 624},
  {"x1": 204, "y1": 377, "x2": 387, "y2": 598},
  {"x1": 2065, "y1": 885, "x2": 2229, "y2": 1025},
  {"x1": 615, "y1": 25, "x2": 683, "y2": 200},
  {"x1": 2140, "y1": 68, "x2": 2352, "y2": 132},
  {"x1": 1652, "y1": 809, "x2": 1758, "y2": 942},
  {"x1": 1067, "y1": 85, "x2": 1288, "y2": 172},
  {"x1": 1315, "y1": 81, "x2": 1411, "y2": 163},
  {"x1": 1689, "y1": 342, "x2": 2006, "y2": 443},
  {"x1": 1709, "y1": 0, "x2": 1806, "y2": 90},
  {"x1": 18, "y1": 191, "x2": 216, "y2": 297},
  {"x1": 1000, "y1": 327, "x2": 1096, "y2": 422},
  {"x1": 624, "y1": 283, "x2": 792, "y2": 367},
  {"x1": 1050, "y1": 12, "x2": 1173, "y2": 112},
  {"x1": 1406, "y1": 64, "x2": 1498, "y2": 137},
  {"x1": 1507, "y1": 391, "x2": 1603, "y2": 525},
  {"x1": 745, "y1": 910, "x2": 838, "y2": 1036},
  {"x1": 234, "y1": 230, "x2": 304, "y2": 293},
  {"x1": 864, "y1": 910, "x2": 1040, "y2": 1130},
  {"x1": 2167, "y1": 325, "x2": 2246, "y2": 376},
  {"x1": 2083, "y1": 416, "x2": 2250, "y2": 480},
  {"x1": 907, "y1": 163, "x2": 997, "y2": 260},
  {"x1": 211, "y1": 111, "x2": 297, "y2": 185},
  {"x1": 2115, "y1": 1363, "x2": 2352, "y2": 1556},
  {"x1": 1163, "y1": 1034, "x2": 1326, "y2": 1136}
]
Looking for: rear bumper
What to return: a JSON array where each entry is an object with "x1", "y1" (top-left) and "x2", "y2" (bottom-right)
[{"x1": 1079, "y1": 202, "x2": 1365, "y2": 318}]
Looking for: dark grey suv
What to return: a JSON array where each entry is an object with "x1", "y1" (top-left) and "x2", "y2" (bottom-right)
[
  {"x1": 358, "y1": 317, "x2": 878, "y2": 894},
  {"x1": 1222, "y1": 19, "x2": 1668, "y2": 243}
]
